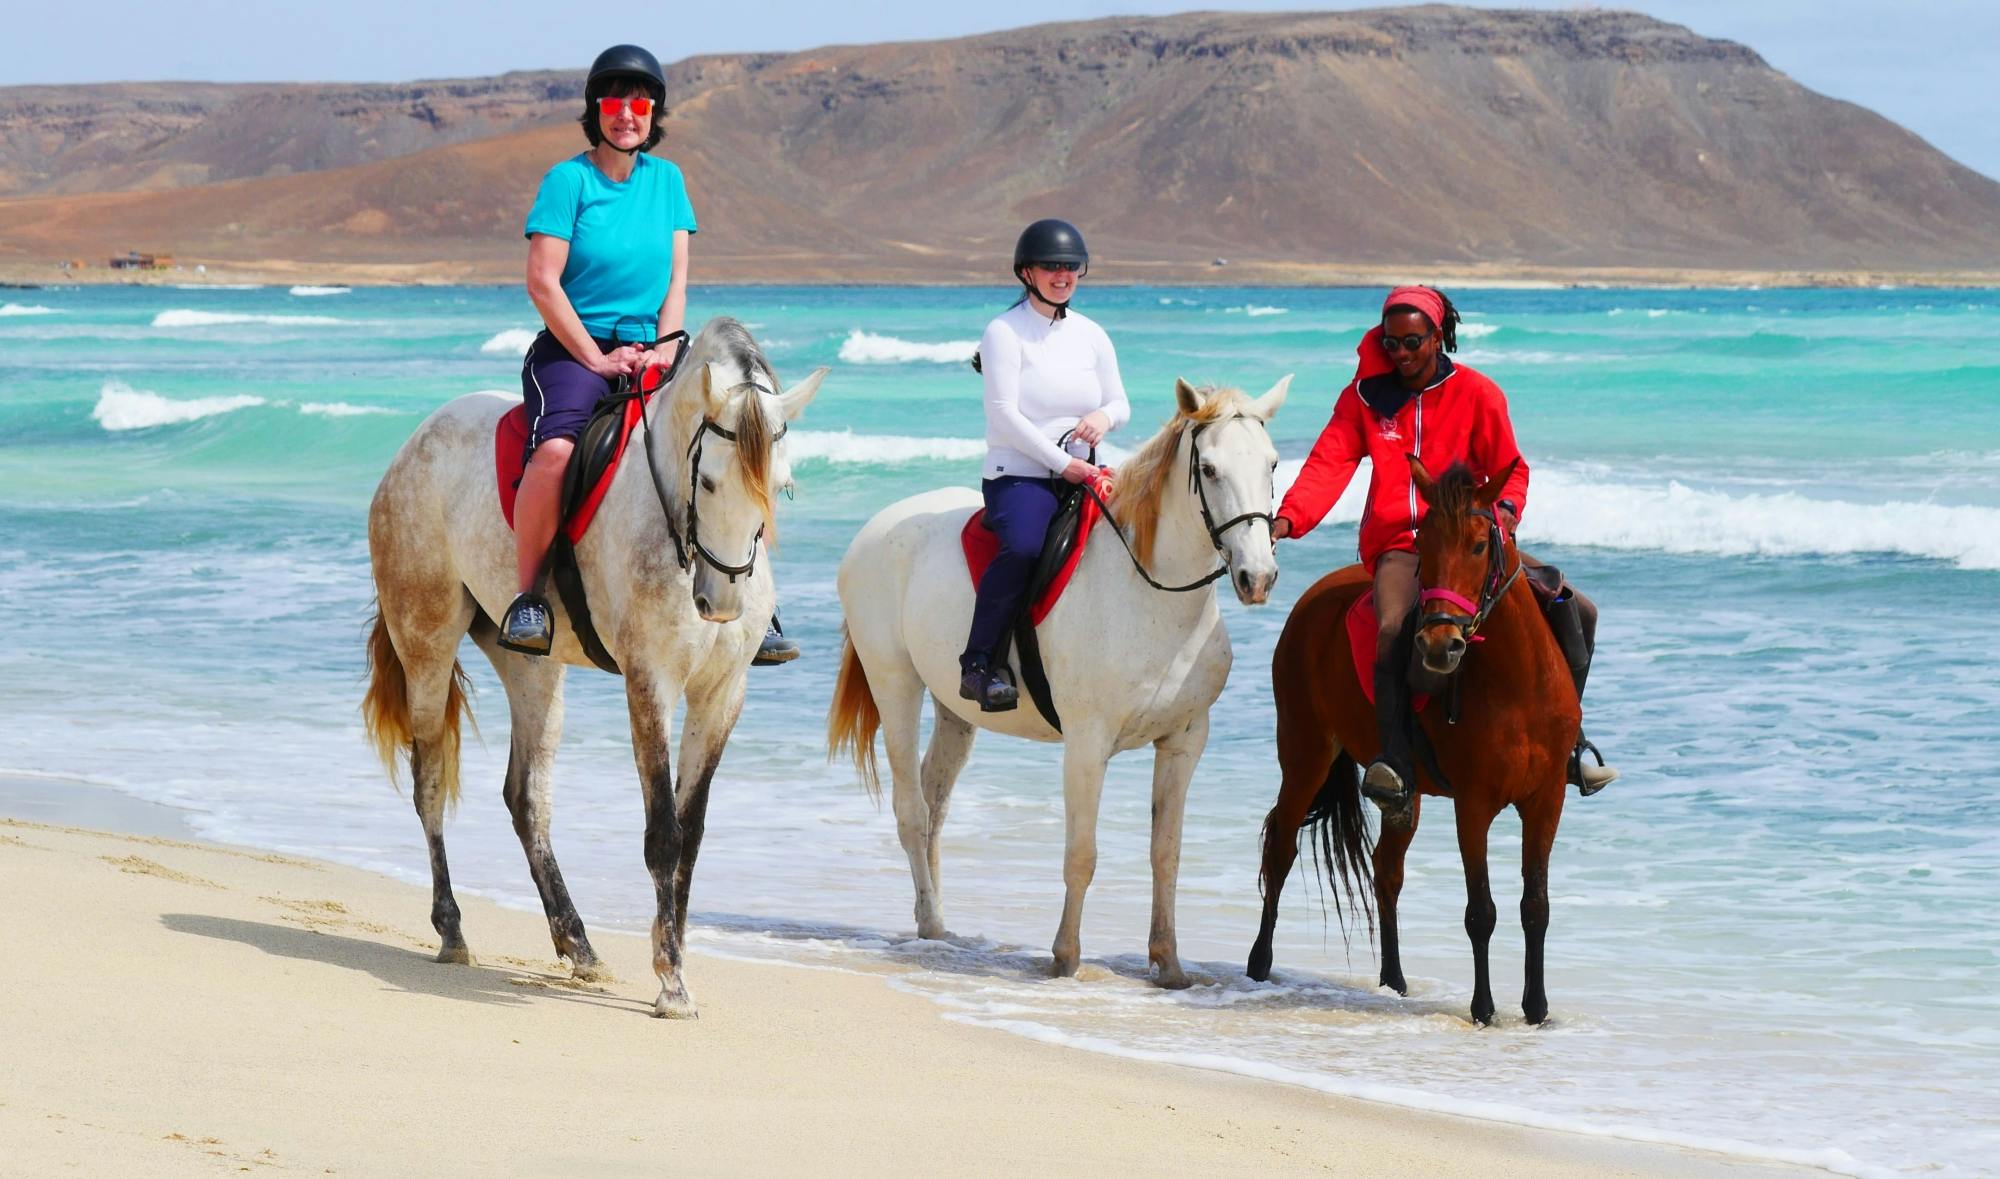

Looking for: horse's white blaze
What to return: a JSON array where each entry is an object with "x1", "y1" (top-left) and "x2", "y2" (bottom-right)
[{"x1": 834, "y1": 382, "x2": 1287, "y2": 985}]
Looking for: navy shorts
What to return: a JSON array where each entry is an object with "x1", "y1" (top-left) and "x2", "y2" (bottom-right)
[{"x1": 520, "y1": 330, "x2": 619, "y2": 457}]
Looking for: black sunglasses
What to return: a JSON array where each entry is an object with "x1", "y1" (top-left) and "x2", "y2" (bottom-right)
[
  {"x1": 1380, "y1": 329, "x2": 1433, "y2": 353},
  {"x1": 1029, "y1": 260, "x2": 1083, "y2": 272}
]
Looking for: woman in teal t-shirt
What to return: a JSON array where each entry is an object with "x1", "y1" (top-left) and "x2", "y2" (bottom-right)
[{"x1": 502, "y1": 46, "x2": 798, "y2": 665}]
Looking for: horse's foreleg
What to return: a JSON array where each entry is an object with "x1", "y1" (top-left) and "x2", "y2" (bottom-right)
[
  {"x1": 489, "y1": 651, "x2": 601, "y2": 979},
  {"x1": 1051, "y1": 730, "x2": 1114, "y2": 978},
  {"x1": 1147, "y1": 713, "x2": 1206, "y2": 989},
  {"x1": 669, "y1": 675, "x2": 747, "y2": 952},
  {"x1": 402, "y1": 630, "x2": 474, "y2": 966},
  {"x1": 1457, "y1": 803, "x2": 1499, "y2": 1025},
  {"x1": 1375, "y1": 795, "x2": 1420, "y2": 995},
  {"x1": 1517, "y1": 786, "x2": 1564, "y2": 1025},
  {"x1": 627, "y1": 670, "x2": 693, "y2": 1018},
  {"x1": 1249, "y1": 719, "x2": 1340, "y2": 983},
  {"x1": 919, "y1": 702, "x2": 976, "y2": 911}
]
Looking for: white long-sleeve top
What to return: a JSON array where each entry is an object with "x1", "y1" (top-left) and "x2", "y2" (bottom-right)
[{"x1": 979, "y1": 301, "x2": 1131, "y2": 479}]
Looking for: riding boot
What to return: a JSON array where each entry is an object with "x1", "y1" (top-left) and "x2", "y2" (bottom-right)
[
  {"x1": 1362, "y1": 644, "x2": 1419, "y2": 811},
  {"x1": 1546, "y1": 591, "x2": 1618, "y2": 795},
  {"x1": 753, "y1": 609, "x2": 800, "y2": 667},
  {"x1": 957, "y1": 658, "x2": 1018, "y2": 713}
]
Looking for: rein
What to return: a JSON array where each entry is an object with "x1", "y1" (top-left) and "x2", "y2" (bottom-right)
[
  {"x1": 637, "y1": 361, "x2": 784, "y2": 583},
  {"x1": 1080, "y1": 417, "x2": 1273, "y2": 595}
]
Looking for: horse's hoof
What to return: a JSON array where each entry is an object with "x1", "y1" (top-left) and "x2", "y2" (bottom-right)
[
  {"x1": 1246, "y1": 946, "x2": 1273, "y2": 983},
  {"x1": 435, "y1": 943, "x2": 473, "y2": 966},
  {"x1": 1154, "y1": 965, "x2": 1193, "y2": 991},
  {"x1": 1049, "y1": 954, "x2": 1080, "y2": 979},
  {"x1": 915, "y1": 920, "x2": 948, "y2": 941},
  {"x1": 653, "y1": 988, "x2": 699, "y2": 1020},
  {"x1": 570, "y1": 959, "x2": 612, "y2": 984},
  {"x1": 1381, "y1": 974, "x2": 1408, "y2": 996}
]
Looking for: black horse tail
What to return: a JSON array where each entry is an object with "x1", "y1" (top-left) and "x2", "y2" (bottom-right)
[{"x1": 1304, "y1": 751, "x2": 1376, "y2": 941}]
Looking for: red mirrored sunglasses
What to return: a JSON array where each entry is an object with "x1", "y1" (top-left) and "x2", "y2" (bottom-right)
[{"x1": 597, "y1": 96, "x2": 655, "y2": 119}]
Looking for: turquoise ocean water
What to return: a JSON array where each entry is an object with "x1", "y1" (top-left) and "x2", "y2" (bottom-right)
[{"x1": 2, "y1": 283, "x2": 1996, "y2": 1176}]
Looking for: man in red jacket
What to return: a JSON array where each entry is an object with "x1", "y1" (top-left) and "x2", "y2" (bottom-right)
[{"x1": 1274, "y1": 286, "x2": 1616, "y2": 800}]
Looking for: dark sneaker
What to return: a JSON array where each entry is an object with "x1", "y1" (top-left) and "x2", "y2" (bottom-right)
[
  {"x1": 1569, "y1": 737, "x2": 1618, "y2": 796},
  {"x1": 498, "y1": 592, "x2": 553, "y2": 657},
  {"x1": 752, "y1": 626, "x2": 800, "y2": 667},
  {"x1": 958, "y1": 665, "x2": 1018, "y2": 712}
]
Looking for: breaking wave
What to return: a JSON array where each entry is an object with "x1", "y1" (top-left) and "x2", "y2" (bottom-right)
[
  {"x1": 151, "y1": 309, "x2": 343, "y2": 328},
  {"x1": 0, "y1": 303, "x2": 57, "y2": 316},
  {"x1": 91, "y1": 382, "x2": 266, "y2": 431},
  {"x1": 288, "y1": 285, "x2": 351, "y2": 297},
  {"x1": 837, "y1": 330, "x2": 977, "y2": 364},
  {"x1": 480, "y1": 328, "x2": 538, "y2": 355}
]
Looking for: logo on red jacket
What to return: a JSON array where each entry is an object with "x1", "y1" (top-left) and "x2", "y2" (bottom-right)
[{"x1": 1375, "y1": 412, "x2": 1403, "y2": 443}]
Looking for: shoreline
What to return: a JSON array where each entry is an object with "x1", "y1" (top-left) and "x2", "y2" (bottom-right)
[{"x1": 0, "y1": 772, "x2": 1822, "y2": 1177}]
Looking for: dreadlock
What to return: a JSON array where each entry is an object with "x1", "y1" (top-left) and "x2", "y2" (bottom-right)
[{"x1": 1385, "y1": 286, "x2": 1461, "y2": 352}]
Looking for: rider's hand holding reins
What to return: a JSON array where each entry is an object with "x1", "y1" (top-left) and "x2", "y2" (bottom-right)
[
  {"x1": 588, "y1": 344, "x2": 647, "y2": 380},
  {"x1": 1061, "y1": 457, "x2": 1098, "y2": 484},
  {"x1": 640, "y1": 336, "x2": 684, "y2": 377},
  {"x1": 1272, "y1": 517, "x2": 1293, "y2": 540}
]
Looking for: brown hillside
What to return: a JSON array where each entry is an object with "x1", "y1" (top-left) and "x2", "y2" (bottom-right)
[{"x1": 5, "y1": 8, "x2": 2000, "y2": 282}]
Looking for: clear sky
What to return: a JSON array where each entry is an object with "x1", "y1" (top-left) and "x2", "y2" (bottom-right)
[{"x1": 12, "y1": 2, "x2": 1999, "y2": 180}]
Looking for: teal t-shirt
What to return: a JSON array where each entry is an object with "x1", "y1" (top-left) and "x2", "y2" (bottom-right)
[{"x1": 523, "y1": 153, "x2": 698, "y2": 340}]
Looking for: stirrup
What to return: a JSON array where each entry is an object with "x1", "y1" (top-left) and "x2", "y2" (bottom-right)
[
  {"x1": 959, "y1": 665, "x2": 1018, "y2": 713},
  {"x1": 752, "y1": 625, "x2": 799, "y2": 667},
  {"x1": 497, "y1": 592, "x2": 554, "y2": 657},
  {"x1": 1360, "y1": 758, "x2": 1409, "y2": 807},
  {"x1": 1569, "y1": 737, "x2": 1618, "y2": 796}
]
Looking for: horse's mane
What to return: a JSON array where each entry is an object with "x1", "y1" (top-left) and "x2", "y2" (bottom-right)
[
  {"x1": 1112, "y1": 385, "x2": 1251, "y2": 568},
  {"x1": 1423, "y1": 462, "x2": 1480, "y2": 529},
  {"x1": 668, "y1": 317, "x2": 779, "y2": 539}
]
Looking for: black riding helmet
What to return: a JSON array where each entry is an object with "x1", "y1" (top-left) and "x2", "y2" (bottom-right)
[
  {"x1": 580, "y1": 45, "x2": 668, "y2": 154},
  {"x1": 1012, "y1": 218, "x2": 1088, "y2": 321}
]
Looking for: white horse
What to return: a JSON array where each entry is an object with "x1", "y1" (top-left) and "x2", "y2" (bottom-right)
[
  {"x1": 363, "y1": 317, "x2": 825, "y2": 1018},
  {"x1": 828, "y1": 378, "x2": 1290, "y2": 987}
]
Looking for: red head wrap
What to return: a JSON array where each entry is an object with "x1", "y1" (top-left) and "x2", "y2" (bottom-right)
[{"x1": 1382, "y1": 285, "x2": 1445, "y2": 329}]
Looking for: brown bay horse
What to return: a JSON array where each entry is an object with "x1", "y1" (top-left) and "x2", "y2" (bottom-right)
[{"x1": 1246, "y1": 458, "x2": 1580, "y2": 1025}]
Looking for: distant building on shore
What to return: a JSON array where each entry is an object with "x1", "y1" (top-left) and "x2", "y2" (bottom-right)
[{"x1": 109, "y1": 251, "x2": 175, "y2": 271}]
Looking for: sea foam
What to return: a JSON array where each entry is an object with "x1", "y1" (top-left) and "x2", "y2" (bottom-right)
[
  {"x1": 0, "y1": 303, "x2": 57, "y2": 316},
  {"x1": 91, "y1": 381, "x2": 265, "y2": 431},
  {"x1": 786, "y1": 430, "x2": 986, "y2": 464},
  {"x1": 288, "y1": 285, "x2": 351, "y2": 297},
  {"x1": 837, "y1": 330, "x2": 977, "y2": 364},
  {"x1": 480, "y1": 329, "x2": 538, "y2": 356},
  {"x1": 298, "y1": 402, "x2": 395, "y2": 417},
  {"x1": 151, "y1": 309, "x2": 343, "y2": 328}
]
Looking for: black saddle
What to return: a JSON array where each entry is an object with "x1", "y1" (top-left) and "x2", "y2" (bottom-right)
[{"x1": 987, "y1": 481, "x2": 1090, "y2": 732}]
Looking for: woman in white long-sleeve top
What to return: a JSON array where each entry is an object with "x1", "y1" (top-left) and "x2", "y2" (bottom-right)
[{"x1": 960, "y1": 219, "x2": 1131, "y2": 712}]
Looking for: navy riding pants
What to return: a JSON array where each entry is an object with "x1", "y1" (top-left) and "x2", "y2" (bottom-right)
[{"x1": 962, "y1": 475, "x2": 1061, "y2": 671}]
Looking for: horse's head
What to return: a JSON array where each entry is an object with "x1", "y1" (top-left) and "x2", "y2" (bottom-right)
[
  {"x1": 661, "y1": 320, "x2": 825, "y2": 622},
  {"x1": 1409, "y1": 455, "x2": 1519, "y2": 676},
  {"x1": 1118, "y1": 376, "x2": 1290, "y2": 605}
]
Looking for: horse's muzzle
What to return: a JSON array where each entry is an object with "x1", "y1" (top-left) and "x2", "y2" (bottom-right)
[
  {"x1": 1234, "y1": 566, "x2": 1277, "y2": 605},
  {"x1": 1418, "y1": 630, "x2": 1466, "y2": 675}
]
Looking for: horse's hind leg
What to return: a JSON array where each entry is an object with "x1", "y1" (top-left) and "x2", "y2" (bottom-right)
[
  {"x1": 872, "y1": 663, "x2": 940, "y2": 938},
  {"x1": 393, "y1": 596, "x2": 478, "y2": 965},
  {"x1": 919, "y1": 700, "x2": 976, "y2": 909},
  {"x1": 478, "y1": 633, "x2": 602, "y2": 979},
  {"x1": 1248, "y1": 716, "x2": 1337, "y2": 982},
  {"x1": 1375, "y1": 795, "x2": 1420, "y2": 995},
  {"x1": 1516, "y1": 786, "x2": 1565, "y2": 1025},
  {"x1": 1146, "y1": 711, "x2": 1206, "y2": 989}
]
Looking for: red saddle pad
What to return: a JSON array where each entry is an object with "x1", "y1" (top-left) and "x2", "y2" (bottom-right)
[
  {"x1": 1345, "y1": 589, "x2": 1431, "y2": 712},
  {"x1": 495, "y1": 397, "x2": 646, "y2": 543},
  {"x1": 960, "y1": 490, "x2": 1102, "y2": 627}
]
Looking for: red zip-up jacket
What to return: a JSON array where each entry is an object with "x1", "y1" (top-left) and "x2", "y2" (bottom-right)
[{"x1": 1276, "y1": 327, "x2": 1530, "y2": 571}]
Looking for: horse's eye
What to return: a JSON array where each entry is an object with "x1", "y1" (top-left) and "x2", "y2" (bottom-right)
[
  {"x1": 1472, "y1": 541, "x2": 1488, "y2": 556},
  {"x1": 1200, "y1": 462, "x2": 1217, "y2": 479},
  {"x1": 700, "y1": 475, "x2": 717, "y2": 493}
]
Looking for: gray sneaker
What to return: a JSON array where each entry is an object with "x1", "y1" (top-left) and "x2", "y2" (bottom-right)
[
  {"x1": 498, "y1": 593, "x2": 553, "y2": 657},
  {"x1": 1570, "y1": 737, "x2": 1618, "y2": 796}
]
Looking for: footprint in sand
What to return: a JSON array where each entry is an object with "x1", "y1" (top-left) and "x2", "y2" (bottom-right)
[{"x1": 100, "y1": 854, "x2": 222, "y2": 889}]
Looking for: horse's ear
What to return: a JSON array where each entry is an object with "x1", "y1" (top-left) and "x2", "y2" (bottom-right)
[
  {"x1": 1248, "y1": 374, "x2": 1292, "y2": 421},
  {"x1": 1408, "y1": 453, "x2": 1437, "y2": 504},
  {"x1": 1475, "y1": 458, "x2": 1520, "y2": 506},
  {"x1": 1174, "y1": 378, "x2": 1204, "y2": 416},
  {"x1": 700, "y1": 362, "x2": 729, "y2": 414},
  {"x1": 779, "y1": 366, "x2": 828, "y2": 423}
]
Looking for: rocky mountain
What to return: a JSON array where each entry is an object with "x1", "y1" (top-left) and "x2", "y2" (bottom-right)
[{"x1": 5, "y1": 8, "x2": 1998, "y2": 281}]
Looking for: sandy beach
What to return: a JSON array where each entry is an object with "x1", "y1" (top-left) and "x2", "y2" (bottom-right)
[{"x1": 0, "y1": 778, "x2": 1816, "y2": 1178}]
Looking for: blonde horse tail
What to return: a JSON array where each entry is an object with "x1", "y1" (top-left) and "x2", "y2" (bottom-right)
[
  {"x1": 362, "y1": 607, "x2": 473, "y2": 807},
  {"x1": 826, "y1": 630, "x2": 882, "y2": 801}
]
